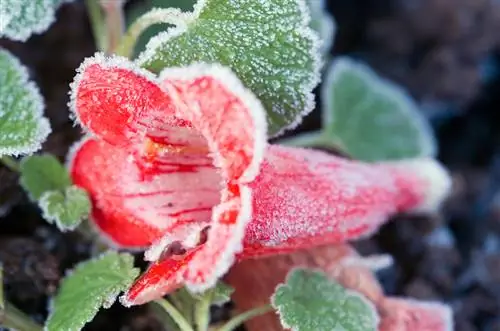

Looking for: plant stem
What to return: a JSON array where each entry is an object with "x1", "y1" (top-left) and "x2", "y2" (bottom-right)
[
  {"x1": 85, "y1": 0, "x2": 106, "y2": 51},
  {"x1": 115, "y1": 8, "x2": 191, "y2": 58},
  {"x1": 194, "y1": 289, "x2": 213, "y2": 331},
  {"x1": 99, "y1": 0, "x2": 126, "y2": 54},
  {"x1": 0, "y1": 266, "x2": 42, "y2": 331},
  {"x1": 0, "y1": 303, "x2": 43, "y2": 331},
  {"x1": 154, "y1": 298, "x2": 194, "y2": 331},
  {"x1": 0, "y1": 156, "x2": 20, "y2": 172},
  {"x1": 217, "y1": 304, "x2": 274, "y2": 331}
]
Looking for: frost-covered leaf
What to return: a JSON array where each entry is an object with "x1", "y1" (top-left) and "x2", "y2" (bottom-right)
[
  {"x1": 126, "y1": 0, "x2": 196, "y2": 56},
  {"x1": 45, "y1": 252, "x2": 139, "y2": 331},
  {"x1": 39, "y1": 185, "x2": 91, "y2": 231},
  {"x1": 191, "y1": 280, "x2": 234, "y2": 306},
  {"x1": 20, "y1": 154, "x2": 71, "y2": 200},
  {"x1": 0, "y1": 50, "x2": 50, "y2": 156},
  {"x1": 307, "y1": 0, "x2": 335, "y2": 57},
  {"x1": 211, "y1": 281, "x2": 234, "y2": 306},
  {"x1": 0, "y1": 0, "x2": 70, "y2": 41},
  {"x1": 322, "y1": 57, "x2": 436, "y2": 162},
  {"x1": 272, "y1": 268, "x2": 378, "y2": 331},
  {"x1": 137, "y1": 0, "x2": 321, "y2": 136}
]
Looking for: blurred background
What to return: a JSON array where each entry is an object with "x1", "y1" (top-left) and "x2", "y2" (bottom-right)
[{"x1": 1, "y1": 0, "x2": 500, "y2": 330}]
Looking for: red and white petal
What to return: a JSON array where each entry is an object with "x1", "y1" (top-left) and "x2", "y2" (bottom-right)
[
  {"x1": 241, "y1": 145, "x2": 451, "y2": 257},
  {"x1": 159, "y1": 63, "x2": 268, "y2": 183},
  {"x1": 121, "y1": 246, "x2": 204, "y2": 307},
  {"x1": 379, "y1": 298, "x2": 453, "y2": 331},
  {"x1": 155, "y1": 65, "x2": 267, "y2": 290},
  {"x1": 69, "y1": 137, "x2": 221, "y2": 248},
  {"x1": 70, "y1": 53, "x2": 198, "y2": 148}
]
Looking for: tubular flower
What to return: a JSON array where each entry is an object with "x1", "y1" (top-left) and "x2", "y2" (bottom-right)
[{"x1": 68, "y1": 54, "x2": 451, "y2": 306}]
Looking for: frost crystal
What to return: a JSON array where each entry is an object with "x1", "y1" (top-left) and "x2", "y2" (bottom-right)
[
  {"x1": 0, "y1": 49, "x2": 51, "y2": 156},
  {"x1": 136, "y1": 0, "x2": 321, "y2": 136},
  {"x1": 0, "y1": 0, "x2": 70, "y2": 41}
]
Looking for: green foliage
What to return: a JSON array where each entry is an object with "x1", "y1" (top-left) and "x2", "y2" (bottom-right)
[
  {"x1": 272, "y1": 269, "x2": 378, "y2": 331},
  {"x1": 0, "y1": 0, "x2": 70, "y2": 41},
  {"x1": 126, "y1": 0, "x2": 196, "y2": 56},
  {"x1": 306, "y1": 0, "x2": 335, "y2": 58},
  {"x1": 0, "y1": 50, "x2": 50, "y2": 156},
  {"x1": 45, "y1": 252, "x2": 139, "y2": 331},
  {"x1": 39, "y1": 186, "x2": 91, "y2": 231},
  {"x1": 19, "y1": 154, "x2": 90, "y2": 231},
  {"x1": 321, "y1": 58, "x2": 436, "y2": 161},
  {"x1": 20, "y1": 155, "x2": 71, "y2": 200},
  {"x1": 136, "y1": 0, "x2": 321, "y2": 136}
]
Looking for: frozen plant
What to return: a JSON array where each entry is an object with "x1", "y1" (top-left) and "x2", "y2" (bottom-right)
[{"x1": 0, "y1": 1, "x2": 454, "y2": 331}]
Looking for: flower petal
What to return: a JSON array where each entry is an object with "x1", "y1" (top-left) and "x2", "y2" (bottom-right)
[
  {"x1": 159, "y1": 63, "x2": 268, "y2": 183},
  {"x1": 241, "y1": 145, "x2": 451, "y2": 257},
  {"x1": 155, "y1": 65, "x2": 268, "y2": 290},
  {"x1": 121, "y1": 245, "x2": 204, "y2": 307},
  {"x1": 69, "y1": 137, "x2": 221, "y2": 248},
  {"x1": 70, "y1": 53, "x2": 196, "y2": 148},
  {"x1": 379, "y1": 298, "x2": 453, "y2": 331}
]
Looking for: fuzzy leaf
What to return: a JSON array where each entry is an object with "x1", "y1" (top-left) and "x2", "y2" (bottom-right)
[
  {"x1": 137, "y1": 0, "x2": 321, "y2": 136},
  {"x1": 45, "y1": 252, "x2": 139, "y2": 331},
  {"x1": 272, "y1": 269, "x2": 378, "y2": 331},
  {"x1": 191, "y1": 280, "x2": 234, "y2": 306},
  {"x1": 20, "y1": 154, "x2": 71, "y2": 200},
  {"x1": 0, "y1": 0, "x2": 69, "y2": 41},
  {"x1": 39, "y1": 185, "x2": 91, "y2": 231},
  {"x1": 307, "y1": 0, "x2": 335, "y2": 57},
  {"x1": 0, "y1": 50, "x2": 50, "y2": 156},
  {"x1": 211, "y1": 281, "x2": 234, "y2": 306},
  {"x1": 322, "y1": 58, "x2": 436, "y2": 162}
]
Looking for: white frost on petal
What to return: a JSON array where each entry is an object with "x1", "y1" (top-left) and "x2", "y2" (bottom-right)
[
  {"x1": 0, "y1": 49, "x2": 51, "y2": 156},
  {"x1": 144, "y1": 221, "x2": 209, "y2": 262},
  {"x1": 68, "y1": 52, "x2": 160, "y2": 132},
  {"x1": 185, "y1": 185, "x2": 253, "y2": 292},
  {"x1": 159, "y1": 63, "x2": 268, "y2": 183},
  {"x1": 387, "y1": 158, "x2": 452, "y2": 213}
]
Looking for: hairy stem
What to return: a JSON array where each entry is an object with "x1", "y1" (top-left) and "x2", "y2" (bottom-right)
[
  {"x1": 217, "y1": 304, "x2": 274, "y2": 331},
  {"x1": 0, "y1": 303, "x2": 43, "y2": 331},
  {"x1": 115, "y1": 8, "x2": 192, "y2": 58},
  {"x1": 84, "y1": 0, "x2": 106, "y2": 51},
  {"x1": 0, "y1": 156, "x2": 20, "y2": 172},
  {"x1": 99, "y1": 0, "x2": 126, "y2": 54},
  {"x1": 154, "y1": 298, "x2": 194, "y2": 331},
  {"x1": 194, "y1": 289, "x2": 213, "y2": 331}
]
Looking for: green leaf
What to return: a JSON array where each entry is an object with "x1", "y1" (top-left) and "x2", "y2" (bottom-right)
[
  {"x1": 39, "y1": 185, "x2": 91, "y2": 231},
  {"x1": 0, "y1": 0, "x2": 70, "y2": 41},
  {"x1": 307, "y1": 0, "x2": 335, "y2": 58},
  {"x1": 20, "y1": 154, "x2": 71, "y2": 200},
  {"x1": 272, "y1": 268, "x2": 378, "y2": 331},
  {"x1": 136, "y1": 0, "x2": 321, "y2": 136},
  {"x1": 126, "y1": 0, "x2": 196, "y2": 56},
  {"x1": 0, "y1": 50, "x2": 51, "y2": 156},
  {"x1": 45, "y1": 252, "x2": 139, "y2": 331},
  {"x1": 211, "y1": 281, "x2": 234, "y2": 306},
  {"x1": 321, "y1": 57, "x2": 436, "y2": 162}
]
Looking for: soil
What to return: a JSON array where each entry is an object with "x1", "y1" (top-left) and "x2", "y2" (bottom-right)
[{"x1": 1, "y1": 0, "x2": 500, "y2": 330}]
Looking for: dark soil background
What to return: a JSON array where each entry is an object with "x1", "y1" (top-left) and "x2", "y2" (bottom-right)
[{"x1": 1, "y1": 0, "x2": 500, "y2": 330}]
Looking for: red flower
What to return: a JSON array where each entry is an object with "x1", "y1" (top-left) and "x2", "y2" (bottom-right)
[{"x1": 69, "y1": 54, "x2": 451, "y2": 306}]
